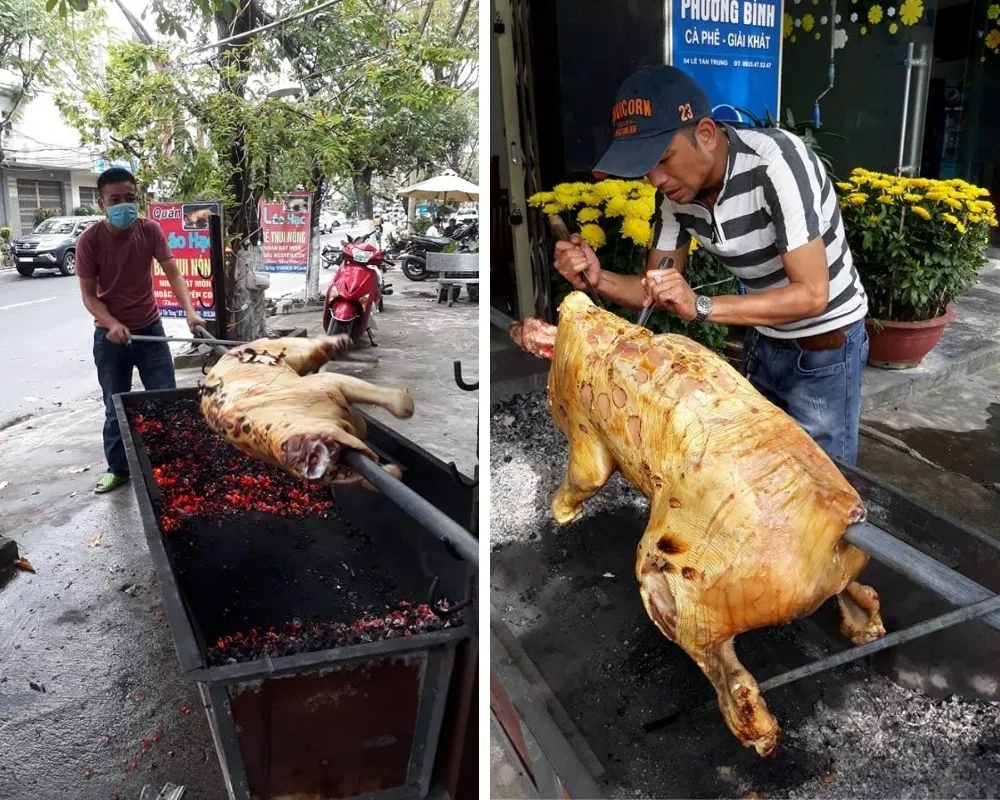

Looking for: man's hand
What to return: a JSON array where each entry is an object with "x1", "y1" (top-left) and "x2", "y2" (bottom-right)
[
  {"x1": 643, "y1": 268, "x2": 698, "y2": 322},
  {"x1": 107, "y1": 321, "x2": 130, "y2": 344},
  {"x1": 186, "y1": 311, "x2": 207, "y2": 334},
  {"x1": 554, "y1": 234, "x2": 602, "y2": 291}
]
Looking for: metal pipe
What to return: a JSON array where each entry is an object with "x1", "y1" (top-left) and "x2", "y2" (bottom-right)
[
  {"x1": 812, "y1": 0, "x2": 837, "y2": 127},
  {"x1": 343, "y1": 450, "x2": 479, "y2": 567},
  {"x1": 759, "y1": 592, "x2": 1000, "y2": 693},
  {"x1": 844, "y1": 520, "x2": 1000, "y2": 633},
  {"x1": 645, "y1": 592, "x2": 1000, "y2": 732},
  {"x1": 897, "y1": 41, "x2": 915, "y2": 174},
  {"x1": 491, "y1": 308, "x2": 517, "y2": 330}
]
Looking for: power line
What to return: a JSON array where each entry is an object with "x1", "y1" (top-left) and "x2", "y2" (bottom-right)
[{"x1": 185, "y1": 0, "x2": 347, "y2": 55}]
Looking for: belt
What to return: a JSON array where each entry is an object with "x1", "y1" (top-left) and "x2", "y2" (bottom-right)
[{"x1": 761, "y1": 323, "x2": 851, "y2": 352}]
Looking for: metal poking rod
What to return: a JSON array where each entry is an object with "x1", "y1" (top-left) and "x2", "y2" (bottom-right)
[
  {"x1": 645, "y1": 591, "x2": 1000, "y2": 733},
  {"x1": 343, "y1": 450, "x2": 479, "y2": 567},
  {"x1": 844, "y1": 520, "x2": 1000, "y2": 634}
]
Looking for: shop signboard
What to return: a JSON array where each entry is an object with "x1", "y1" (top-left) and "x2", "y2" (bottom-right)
[
  {"x1": 260, "y1": 193, "x2": 312, "y2": 272},
  {"x1": 148, "y1": 202, "x2": 219, "y2": 320},
  {"x1": 669, "y1": 0, "x2": 783, "y2": 123}
]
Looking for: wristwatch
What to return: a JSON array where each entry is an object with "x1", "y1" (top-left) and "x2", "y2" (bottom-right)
[{"x1": 695, "y1": 294, "x2": 713, "y2": 322}]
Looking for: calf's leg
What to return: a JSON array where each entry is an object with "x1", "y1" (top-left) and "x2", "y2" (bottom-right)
[{"x1": 551, "y1": 432, "x2": 614, "y2": 524}]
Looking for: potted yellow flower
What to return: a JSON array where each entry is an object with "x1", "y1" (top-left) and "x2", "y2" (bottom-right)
[
  {"x1": 836, "y1": 169, "x2": 996, "y2": 369},
  {"x1": 527, "y1": 179, "x2": 733, "y2": 354}
]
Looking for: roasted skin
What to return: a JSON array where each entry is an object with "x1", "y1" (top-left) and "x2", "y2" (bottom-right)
[
  {"x1": 200, "y1": 335, "x2": 414, "y2": 486},
  {"x1": 511, "y1": 292, "x2": 885, "y2": 756}
]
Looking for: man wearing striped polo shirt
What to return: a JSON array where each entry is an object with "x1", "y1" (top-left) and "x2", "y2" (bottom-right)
[{"x1": 554, "y1": 65, "x2": 869, "y2": 465}]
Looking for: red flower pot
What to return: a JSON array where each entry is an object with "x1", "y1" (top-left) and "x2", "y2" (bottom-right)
[{"x1": 865, "y1": 305, "x2": 956, "y2": 369}]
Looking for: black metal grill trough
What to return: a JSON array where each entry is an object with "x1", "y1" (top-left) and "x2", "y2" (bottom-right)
[{"x1": 114, "y1": 388, "x2": 476, "y2": 800}]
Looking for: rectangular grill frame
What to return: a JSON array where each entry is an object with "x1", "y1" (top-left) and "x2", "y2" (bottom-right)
[{"x1": 114, "y1": 387, "x2": 477, "y2": 800}]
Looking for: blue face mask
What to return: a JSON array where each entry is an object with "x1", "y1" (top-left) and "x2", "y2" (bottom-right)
[{"x1": 106, "y1": 202, "x2": 139, "y2": 230}]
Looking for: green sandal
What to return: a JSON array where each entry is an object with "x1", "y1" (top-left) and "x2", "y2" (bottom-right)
[{"x1": 94, "y1": 473, "x2": 130, "y2": 494}]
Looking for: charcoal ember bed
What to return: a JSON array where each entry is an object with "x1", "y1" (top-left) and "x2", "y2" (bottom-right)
[
  {"x1": 127, "y1": 395, "x2": 461, "y2": 663},
  {"x1": 491, "y1": 391, "x2": 1000, "y2": 799}
]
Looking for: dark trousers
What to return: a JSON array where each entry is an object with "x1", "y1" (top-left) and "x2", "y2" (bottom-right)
[{"x1": 93, "y1": 320, "x2": 176, "y2": 476}]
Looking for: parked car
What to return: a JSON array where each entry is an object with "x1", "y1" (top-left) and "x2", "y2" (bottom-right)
[{"x1": 12, "y1": 215, "x2": 103, "y2": 277}]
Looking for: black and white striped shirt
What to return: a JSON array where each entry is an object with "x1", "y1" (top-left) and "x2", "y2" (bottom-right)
[{"x1": 654, "y1": 123, "x2": 868, "y2": 339}]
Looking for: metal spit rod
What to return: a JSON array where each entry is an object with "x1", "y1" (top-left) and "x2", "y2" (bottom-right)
[
  {"x1": 844, "y1": 520, "x2": 1000, "y2": 633},
  {"x1": 645, "y1": 590, "x2": 1000, "y2": 733},
  {"x1": 343, "y1": 450, "x2": 479, "y2": 567},
  {"x1": 127, "y1": 330, "x2": 379, "y2": 363}
]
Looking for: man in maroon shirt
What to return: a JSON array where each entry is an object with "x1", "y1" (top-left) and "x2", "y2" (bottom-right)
[{"x1": 77, "y1": 167, "x2": 206, "y2": 493}]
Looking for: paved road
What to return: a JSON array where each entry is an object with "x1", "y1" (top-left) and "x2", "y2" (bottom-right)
[{"x1": 0, "y1": 226, "x2": 365, "y2": 431}]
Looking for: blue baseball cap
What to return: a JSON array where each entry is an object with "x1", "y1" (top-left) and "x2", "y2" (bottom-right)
[{"x1": 593, "y1": 65, "x2": 712, "y2": 179}]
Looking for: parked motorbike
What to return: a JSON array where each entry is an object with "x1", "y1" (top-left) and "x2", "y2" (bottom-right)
[
  {"x1": 321, "y1": 231, "x2": 393, "y2": 345},
  {"x1": 321, "y1": 241, "x2": 342, "y2": 269},
  {"x1": 398, "y1": 221, "x2": 479, "y2": 281}
]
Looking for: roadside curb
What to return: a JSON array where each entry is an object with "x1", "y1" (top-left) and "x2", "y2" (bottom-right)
[{"x1": 861, "y1": 343, "x2": 1000, "y2": 412}]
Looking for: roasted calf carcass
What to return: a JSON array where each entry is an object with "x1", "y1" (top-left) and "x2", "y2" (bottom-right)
[
  {"x1": 510, "y1": 292, "x2": 885, "y2": 757},
  {"x1": 200, "y1": 335, "x2": 413, "y2": 486}
]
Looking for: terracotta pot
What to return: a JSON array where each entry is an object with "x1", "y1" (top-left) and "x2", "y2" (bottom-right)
[{"x1": 865, "y1": 305, "x2": 956, "y2": 369}]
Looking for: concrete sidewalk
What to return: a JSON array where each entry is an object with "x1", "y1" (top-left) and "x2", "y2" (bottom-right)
[
  {"x1": 491, "y1": 260, "x2": 1000, "y2": 415},
  {"x1": 0, "y1": 269, "x2": 477, "y2": 799}
]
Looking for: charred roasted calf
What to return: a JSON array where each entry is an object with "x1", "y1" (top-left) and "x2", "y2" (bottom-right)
[
  {"x1": 509, "y1": 291, "x2": 886, "y2": 757},
  {"x1": 200, "y1": 336, "x2": 414, "y2": 487}
]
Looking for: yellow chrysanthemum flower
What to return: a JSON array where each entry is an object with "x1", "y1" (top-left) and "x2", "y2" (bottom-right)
[
  {"x1": 579, "y1": 224, "x2": 607, "y2": 250},
  {"x1": 577, "y1": 207, "x2": 602, "y2": 224},
  {"x1": 989, "y1": 3, "x2": 1000, "y2": 18},
  {"x1": 888, "y1": 184, "x2": 906, "y2": 196},
  {"x1": 605, "y1": 196, "x2": 628, "y2": 217},
  {"x1": 955, "y1": 221, "x2": 968, "y2": 234},
  {"x1": 910, "y1": 205, "x2": 931, "y2": 220},
  {"x1": 836, "y1": 181, "x2": 854, "y2": 191},
  {"x1": 868, "y1": 4, "x2": 883, "y2": 24},
  {"x1": 542, "y1": 202, "x2": 563, "y2": 215},
  {"x1": 860, "y1": 25, "x2": 868, "y2": 34},
  {"x1": 581, "y1": 191, "x2": 602, "y2": 206},
  {"x1": 846, "y1": 192, "x2": 869, "y2": 205},
  {"x1": 903, "y1": 193, "x2": 922, "y2": 202},
  {"x1": 899, "y1": 0, "x2": 923, "y2": 25},
  {"x1": 877, "y1": 194, "x2": 894, "y2": 204},
  {"x1": 689, "y1": 238, "x2": 700, "y2": 254},
  {"x1": 943, "y1": 197, "x2": 964, "y2": 210},
  {"x1": 528, "y1": 191, "x2": 556, "y2": 207},
  {"x1": 968, "y1": 213, "x2": 983, "y2": 224},
  {"x1": 594, "y1": 180, "x2": 630, "y2": 201},
  {"x1": 987, "y1": 29, "x2": 1000, "y2": 49},
  {"x1": 889, "y1": 22, "x2": 898, "y2": 33},
  {"x1": 941, "y1": 213, "x2": 960, "y2": 226},
  {"x1": 783, "y1": 12, "x2": 794, "y2": 37},
  {"x1": 802, "y1": 13, "x2": 815, "y2": 30},
  {"x1": 924, "y1": 190, "x2": 948, "y2": 201},
  {"x1": 624, "y1": 197, "x2": 656, "y2": 220},
  {"x1": 621, "y1": 217, "x2": 653, "y2": 247}
]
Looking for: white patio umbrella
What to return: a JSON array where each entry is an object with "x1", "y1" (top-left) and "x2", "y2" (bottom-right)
[{"x1": 397, "y1": 169, "x2": 480, "y2": 203}]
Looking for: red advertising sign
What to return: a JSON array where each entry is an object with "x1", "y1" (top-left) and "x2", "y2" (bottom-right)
[
  {"x1": 260, "y1": 193, "x2": 312, "y2": 272},
  {"x1": 149, "y1": 201, "x2": 219, "y2": 320}
]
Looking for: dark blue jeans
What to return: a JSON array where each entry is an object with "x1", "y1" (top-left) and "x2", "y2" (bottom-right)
[
  {"x1": 94, "y1": 319, "x2": 176, "y2": 476},
  {"x1": 742, "y1": 320, "x2": 868, "y2": 465}
]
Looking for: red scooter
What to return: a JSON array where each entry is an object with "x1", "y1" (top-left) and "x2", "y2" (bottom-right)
[{"x1": 321, "y1": 231, "x2": 392, "y2": 345}]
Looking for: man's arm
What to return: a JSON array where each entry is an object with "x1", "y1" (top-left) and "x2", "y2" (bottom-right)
[
  {"x1": 597, "y1": 245, "x2": 689, "y2": 310},
  {"x1": 699, "y1": 239, "x2": 827, "y2": 325},
  {"x1": 160, "y1": 258, "x2": 205, "y2": 330}
]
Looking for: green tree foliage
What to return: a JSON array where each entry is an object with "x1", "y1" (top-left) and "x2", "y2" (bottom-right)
[{"x1": 0, "y1": 0, "x2": 106, "y2": 161}]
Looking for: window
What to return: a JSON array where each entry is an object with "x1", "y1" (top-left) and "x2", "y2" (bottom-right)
[
  {"x1": 79, "y1": 187, "x2": 100, "y2": 206},
  {"x1": 16, "y1": 180, "x2": 66, "y2": 232}
]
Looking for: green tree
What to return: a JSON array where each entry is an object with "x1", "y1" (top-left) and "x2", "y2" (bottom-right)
[{"x1": 0, "y1": 0, "x2": 106, "y2": 163}]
